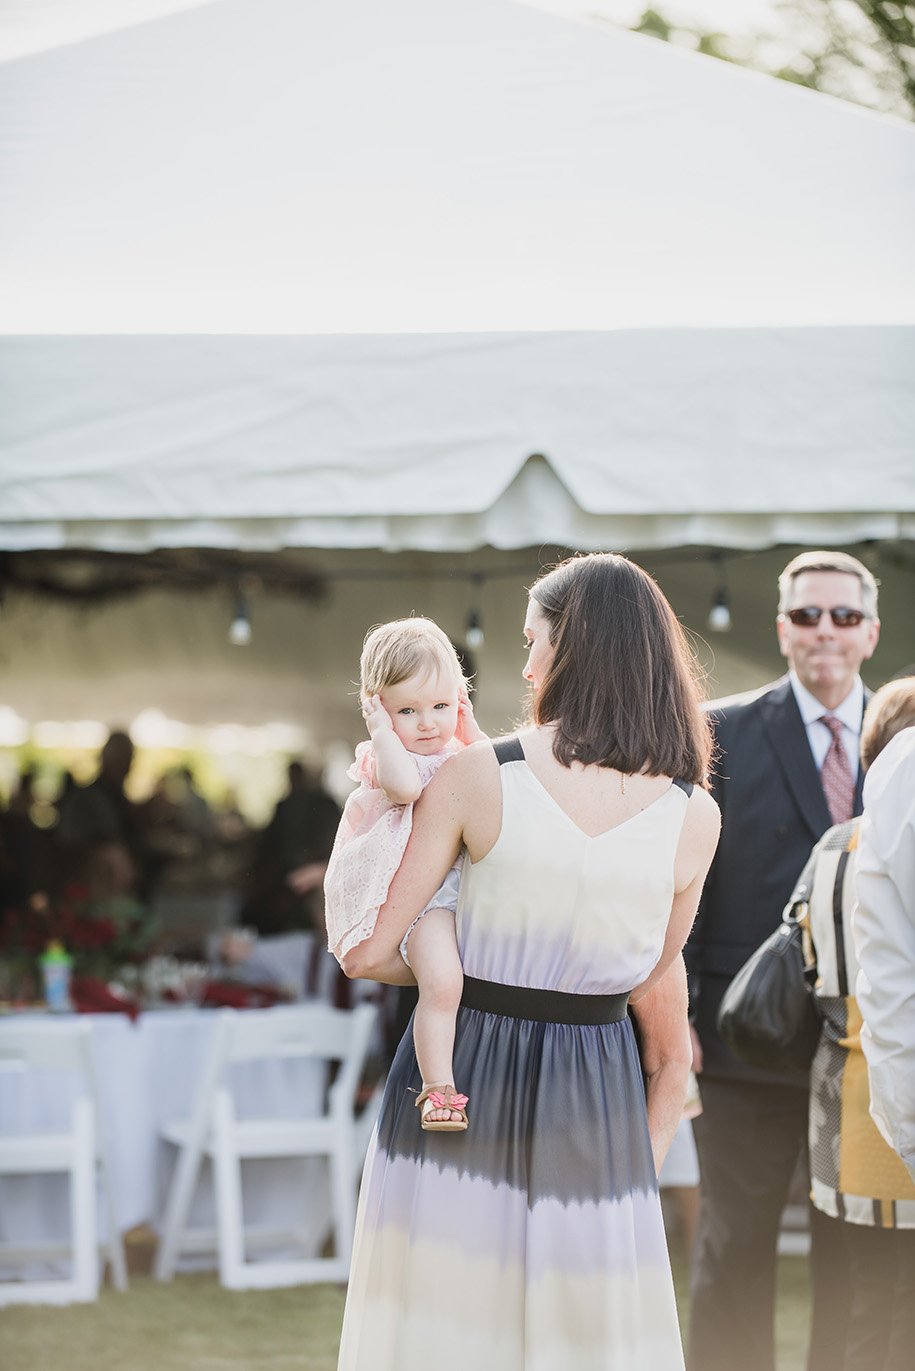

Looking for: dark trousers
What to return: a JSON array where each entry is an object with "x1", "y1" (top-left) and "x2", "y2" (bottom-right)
[
  {"x1": 822, "y1": 1213, "x2": 915, "y2": 1371},
  {"x1": 688, "y1": 1077, "x2": 849, "y2": 1371}
]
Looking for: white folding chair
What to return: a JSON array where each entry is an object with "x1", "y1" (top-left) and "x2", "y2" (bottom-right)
[
  {"x1": 0, "y1": 1019, "x2": 128, "y2": 1305},
  {"x1": 154, "y1": 1001, "x2": 377, "y2": 1289}
]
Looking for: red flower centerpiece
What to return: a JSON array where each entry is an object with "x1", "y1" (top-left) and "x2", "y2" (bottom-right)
[{"x1": 0, "y1": 884, "x2": 157, "y2": 1004}]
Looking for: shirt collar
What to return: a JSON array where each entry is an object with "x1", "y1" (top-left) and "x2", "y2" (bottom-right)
[{"x1": 789, "y1": 670, "x2": 864, "y2": 733}]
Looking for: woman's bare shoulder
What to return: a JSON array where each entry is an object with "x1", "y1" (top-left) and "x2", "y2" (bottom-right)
[
  {"x1": 685, "y1": 782, "x2": 721, "y2": 827},
  {"x1": 676, "y1": 783, "x2": 721, "y2": 883},
  {"x1": 422, "y1": 737, "x2": 499, "y2": 797},
  {"x1": 418, "y1": 737, "x2": 504, "y2": 858}
]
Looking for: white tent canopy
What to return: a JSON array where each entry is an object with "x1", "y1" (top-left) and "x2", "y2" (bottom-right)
[
  {"x1": 1, "y1": 0, "x2": 914, "y2": 554},
  {"x1": 2, "y1": 329, "x2": 913, "y2": 553},
  {"x1": 0, "y1": 326, "x2": 910, "y2": 551}
]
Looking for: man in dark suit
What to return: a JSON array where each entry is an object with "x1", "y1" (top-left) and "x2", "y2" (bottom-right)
[{"x1": 686, "y1": 550, "x2": 881, "y2": 1371}]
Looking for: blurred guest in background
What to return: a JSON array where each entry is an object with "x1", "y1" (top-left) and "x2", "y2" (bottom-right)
[
  {"x1": 8, "y1": 767, "x2": 37, "y2": 816},
  {"x1": 139, "y1": 764, "x2": 219, "y2": 897},
  {"x1": 793, "y1": 679, "x2": 915, "y2": 1371},
  {"x1": 240, "y1": 760, "x2": 341, "y2": 937},
  {"x1": 56, "y1": 729, "x2": 151, "y2": 899},
  {"x1": 171, "y1": 765, "x2": 213, "y2": 844},
  {"x1": 686, "y1": 550, "x2": 881, "y2": 1371},
  {"x1": 0, "y1": 770, "x2": 53, "y2": 912},
  {"x1": 218, "y1": 927, "x2": 312, "y2": 1000},
  {"x1": 212, "y1": 787, "x2": 249, "y2": 847}
]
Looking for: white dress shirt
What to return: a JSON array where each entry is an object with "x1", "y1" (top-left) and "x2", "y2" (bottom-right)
[
  {"x1": 788, "y1": 671, "x2": 863, "y2": 783},
  {"x1": 852, "y1": 726, "x2": 915, "y2": 1182}
]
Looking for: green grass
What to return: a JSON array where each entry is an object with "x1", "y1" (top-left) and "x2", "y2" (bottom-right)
[
  {"x1": 1, "y1": 1254, "x2": 811, "y2": 1371},
  {"x1": 775, "y1": 1255, "x2": 813, "y2": 1371},
  {"x1": 669, "y1": 1239, "x2": 812, "y2": 1371},
  {"x1": 0, "y1": 1275, "x2": 348, "y2": 1371}
]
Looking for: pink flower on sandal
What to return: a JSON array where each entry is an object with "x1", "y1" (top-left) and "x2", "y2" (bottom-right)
[{"x1": 427, "y1": 1091, "x2": 468, "y2": 1110}]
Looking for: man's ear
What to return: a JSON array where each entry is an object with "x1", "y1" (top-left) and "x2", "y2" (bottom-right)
[{"x1": 861, "y1": 619, "x2": 881, "y2": 662}]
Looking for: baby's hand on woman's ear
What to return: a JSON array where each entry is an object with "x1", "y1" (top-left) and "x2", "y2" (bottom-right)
[
  {"x1": 457, "y1": 693, "x2": 488, "y2": 745},
  {"x1": 363, "y1": 694, "x2": 394, "y2": 738}
]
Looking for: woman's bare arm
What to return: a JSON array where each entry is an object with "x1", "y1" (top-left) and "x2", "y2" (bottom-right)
[
  {"x1": 626, "y1": 787, "x2": 718, "y2": 1169},
  {"x1": 629, "y1": 785, "x2": 720, "y2": 1005},
  {"x1": 340, "y1": 744, "x2": 494, "y2": 982},
  {"x1": 630, "y1": 958, "x2": 693, "y2": 1172}
]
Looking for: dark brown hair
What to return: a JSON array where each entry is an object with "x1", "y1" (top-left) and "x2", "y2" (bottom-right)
[{"x1": 529, "y1": 553, "x2": 712, "y2": 783}]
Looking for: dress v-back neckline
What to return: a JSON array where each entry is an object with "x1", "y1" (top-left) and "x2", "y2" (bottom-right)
[{"x1": 508, "y1": 739, "x2": 683, "y2": 842}]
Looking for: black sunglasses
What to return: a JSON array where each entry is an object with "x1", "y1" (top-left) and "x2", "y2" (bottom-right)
[{"x1": 784, "y1": 607, "x2": 869, "y2": 628}]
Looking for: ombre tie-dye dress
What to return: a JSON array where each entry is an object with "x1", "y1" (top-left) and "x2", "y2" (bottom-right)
[{"x1": 337, "y1": 737, "x2": 691, "y2": 1371}]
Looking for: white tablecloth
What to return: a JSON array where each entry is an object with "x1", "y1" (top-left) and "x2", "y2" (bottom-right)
[{"x1": 0, "y1": 1008, "x2": 327, "y2": 1264}]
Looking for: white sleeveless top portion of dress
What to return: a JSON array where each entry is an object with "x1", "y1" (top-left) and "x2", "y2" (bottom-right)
[{"x1": 456, "y1": 756, "x2": 691, "y2": 995}]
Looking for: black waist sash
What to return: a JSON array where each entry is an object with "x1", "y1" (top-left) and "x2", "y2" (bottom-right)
[{"x1": 461, "y1": 974, "x2": 630, "y2": 1025}]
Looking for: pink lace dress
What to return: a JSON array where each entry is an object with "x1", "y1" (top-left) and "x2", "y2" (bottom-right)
[{"x1": 324, "y1": 738, "x2": 463, "y2": 961}]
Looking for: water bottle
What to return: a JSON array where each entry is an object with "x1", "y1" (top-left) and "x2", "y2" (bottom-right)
[{"x1": 41, "y1": 940, "x2": 73, "y2": 1012}]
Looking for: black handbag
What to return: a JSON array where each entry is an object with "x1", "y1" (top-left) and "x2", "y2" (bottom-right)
[{"x1": 716, "y1": 887, "x2": 821, "y2": 1080}]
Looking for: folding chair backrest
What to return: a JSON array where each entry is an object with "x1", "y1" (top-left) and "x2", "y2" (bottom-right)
[
  {"x1": 164, "y1": 1003, "x2": 377, "y2": 1175},
  {"x1": 224, "y1": 1003, "x2": 375, "y2": 1071},
  {"x1": 223, "y1": 1003, "x2": 377, "y2": 1121}
]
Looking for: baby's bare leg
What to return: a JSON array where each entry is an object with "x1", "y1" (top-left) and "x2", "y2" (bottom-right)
[{"x1": 407, "y1": 908, "x2": 464, "y2": 1124}]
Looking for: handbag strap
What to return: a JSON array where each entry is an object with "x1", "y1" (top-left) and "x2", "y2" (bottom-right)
[
  {"x1": 830, "y1": 826, "x2": 860, "y2": 999},
  {"x1": 785, "y1": 874, "x2": 817, "y2": 992},
  {"x1": 832, "y1": 847, "x2": 852, "y2": 998},
  {"x1": 785, "y1": 875, "x2": 811, "y2": 925}
]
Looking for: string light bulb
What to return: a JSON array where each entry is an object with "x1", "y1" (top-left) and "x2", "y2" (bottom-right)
[
  {"x1": 228, "y1": 593, "x2": 251, "y2": 646},
  {"x1": 707, "y1": 553, "x2": 732, "y2": 632},
  {"x1": 707, "y1": 588, "x2": 731, "y2": 633},
  {"x1": 465, "y1": 575, "x2": 485, "y2": 649},
  {"x1": 466, "y1": 608, "x2": 484, "y2": 650}
]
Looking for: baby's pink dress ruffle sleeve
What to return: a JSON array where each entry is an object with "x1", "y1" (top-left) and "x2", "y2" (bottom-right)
[
  {"x1": 323, "y1": 739, "x2": 461, "y2": 961},
  {"x1": 348, "y1": 740, "x2": 376, "y2": 787}
]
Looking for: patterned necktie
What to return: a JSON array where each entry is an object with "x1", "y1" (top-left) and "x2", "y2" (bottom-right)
[{"x1": 819, "y1": 715, "x2": 855, "y2": 825}]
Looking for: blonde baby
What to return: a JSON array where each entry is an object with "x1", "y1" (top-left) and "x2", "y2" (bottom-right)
[{"x1": 324, "y1": 618, "x2": 485, "y2": 1130}]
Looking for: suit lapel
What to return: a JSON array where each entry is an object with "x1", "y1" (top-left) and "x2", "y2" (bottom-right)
[{"x1": 759, "y1": 677, "x2": 832, "y2": 840}]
